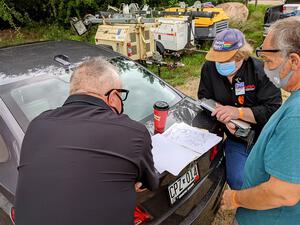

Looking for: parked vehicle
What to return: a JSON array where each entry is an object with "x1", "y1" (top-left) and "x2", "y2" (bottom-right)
[
  {"x1": 263, "y1": 0, "x2": 300, "y2": 36},
  {"x1": 163, "y1": 1, "x2": 229, "y2": 42},
  {"x1": 153, "y1": 16, "x2": 196, "y2": 54},
  {"x1": 70, "y1": 4, "x2": 158, "y2": 61},
  {"x1": 0, "y1": 40, "x2": 226, "y2": 225},
  {"x1": 72, "y1": 2, "x2": 229, "y2": 58}
]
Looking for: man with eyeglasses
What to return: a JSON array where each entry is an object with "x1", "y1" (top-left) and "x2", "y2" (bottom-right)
[
  {"x1": 221, "y1": 17, "x2": 300, "y2": 225},
  {"x1": 198, "y1": 28, "x2": 282, "y2": 190},
  {"x1": 15, "y1": 57, "x2": 159, "y2": 225}
]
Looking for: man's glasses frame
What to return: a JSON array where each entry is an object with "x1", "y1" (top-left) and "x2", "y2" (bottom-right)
[
  {"x1": 255, "y1": 46, "x2": 281, "y2": 58},
  {"x1": 105, "y1": 89, "x2": 129, "y2": 101}
]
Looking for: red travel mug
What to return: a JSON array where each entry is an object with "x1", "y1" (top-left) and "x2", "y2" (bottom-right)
[{"x1": 153, "y1": 101, "x2": 169, "y2": 134}]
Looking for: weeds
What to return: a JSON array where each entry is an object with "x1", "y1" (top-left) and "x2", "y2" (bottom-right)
[
  {"x1": 147, "y1": 53, "x2": 206, "y2": 86},
  {"x1": 230, "y1": 4, "x2": 270, "y2": 48}
]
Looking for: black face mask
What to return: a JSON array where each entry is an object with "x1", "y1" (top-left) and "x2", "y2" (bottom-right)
[{"x1": 110, "y1": 93, "x2": 124, "y2": 115}]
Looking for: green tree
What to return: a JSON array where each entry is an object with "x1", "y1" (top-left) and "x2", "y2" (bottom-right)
[{"x1": 0, "y1": 0, "x2": 30, "y2": 37}]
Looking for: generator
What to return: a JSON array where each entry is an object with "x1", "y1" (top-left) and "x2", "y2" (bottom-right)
[
  {"x1": 164, "y1": 1, "x2": 229, "y2": 41},
  {"x1": 193, "y1": 7, "x2": 229, "y2": 40},
  {"x1": 152, "y1": 16, "x2": 195, "y2": 52},
  {"x1": 95, "y1": 23, "x2": 157, "y2": 61},
  {"x1": 70, "y1": 7, "x2": 158, "y2": 61}
]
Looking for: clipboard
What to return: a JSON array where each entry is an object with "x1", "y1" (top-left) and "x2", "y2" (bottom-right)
[{"x1": 190, "y1": 98, "x2": 252, "y2": 138}]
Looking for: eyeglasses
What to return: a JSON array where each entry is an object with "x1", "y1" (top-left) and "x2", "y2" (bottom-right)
[
  {"x1": 105, "y1": 89, "x2": 129, "y2": 101},
  {"x1": 255, "y1": 46, "x2": 281, "y2": 58}
]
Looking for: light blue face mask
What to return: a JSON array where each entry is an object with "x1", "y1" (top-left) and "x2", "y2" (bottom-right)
[
  {"x1": 264, "y1": 61, "x2": 294, "y2": 88},
  {"x1": 215, "y1": 61, "x2": 237, "y2": 77}
]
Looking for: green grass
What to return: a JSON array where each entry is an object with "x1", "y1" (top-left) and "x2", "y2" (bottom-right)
[
  {"x1": 230, "y1": 4, "x2": 271, "y2": 48},
  {"x1": 0, "y1": 4, "x2": 269, "y2": 86},
  {"x1": 0, "y1": 23, "x2": 97, "y2": 48},
  {"x1": 147, "y1": 53, "x2": 206, "y2": 86}
]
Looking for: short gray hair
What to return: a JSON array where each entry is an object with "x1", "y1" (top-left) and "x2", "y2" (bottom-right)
[
  {"x1": 70, "y1": 57, "x2": 120, "y2": 95},
  {"x1": 269, "y1": 17, "x2": 300, "y2": 58}
]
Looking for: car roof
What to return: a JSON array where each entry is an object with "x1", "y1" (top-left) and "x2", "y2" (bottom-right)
[{"x1": 0, "y1": 40, "x2": 119, "y2": 82}]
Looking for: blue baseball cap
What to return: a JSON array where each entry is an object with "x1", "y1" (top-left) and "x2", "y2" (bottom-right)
[{"x1": 205, "y1": 28, "x2": 245, "y2": 62}]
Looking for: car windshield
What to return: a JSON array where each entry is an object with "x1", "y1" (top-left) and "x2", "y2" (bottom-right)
[{"x1": 4, "y1": 57, "x2": 181, "y2": 130}]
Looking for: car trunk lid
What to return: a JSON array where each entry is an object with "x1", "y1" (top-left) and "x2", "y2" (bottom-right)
[{"x1": 137, "y1": 97, "x2": 224, "y2": 224}]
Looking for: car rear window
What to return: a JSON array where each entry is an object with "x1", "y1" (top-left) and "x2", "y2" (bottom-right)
[
  {"x1": 111, "y1": 58, "x2": 181, "y2": 121},
  {"x1": 10, "y1": 78, "x2": 69, "y2": 121},
  {"x1": 4, "y1": 57, "x2": 181, "y2": 130}
]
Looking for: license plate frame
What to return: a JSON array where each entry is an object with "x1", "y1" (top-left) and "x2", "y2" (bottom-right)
[{"x1": 168, "y1": 164, "x2": 199, "y2": 205}]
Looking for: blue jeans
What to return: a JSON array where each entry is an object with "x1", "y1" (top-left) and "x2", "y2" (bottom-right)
[{"x1": 224, "y1": 139, "x2": 250, "y2": 190}]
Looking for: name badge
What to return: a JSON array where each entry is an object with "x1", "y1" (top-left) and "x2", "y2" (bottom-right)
[{"x1": 235, "y1": 82, "x2": 245, "y2": 96}]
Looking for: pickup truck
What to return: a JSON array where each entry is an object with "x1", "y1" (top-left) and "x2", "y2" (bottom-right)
[{"x1": 263, "y1": 0, "x2": 300, "y2": 36}]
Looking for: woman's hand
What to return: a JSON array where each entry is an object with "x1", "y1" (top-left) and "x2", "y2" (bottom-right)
[{"x1": 212, "y1": 104, "x2": 240, "y2": 124}]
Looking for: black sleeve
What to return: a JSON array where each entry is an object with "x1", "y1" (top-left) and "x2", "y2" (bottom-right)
[
  {"x1": 139, "y1": 129, "x2": 159, "y2": 191},
  {"x1": 198, "y1": 61, "x2": 215, "y2": 100},
  {"x1": 250, "y1": 61, "x2": 282, "y2": 125}
]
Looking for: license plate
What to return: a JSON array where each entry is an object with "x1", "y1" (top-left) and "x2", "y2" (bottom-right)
[{"x1": 168, "y1": 164, "x2": 199, "y2": 205}]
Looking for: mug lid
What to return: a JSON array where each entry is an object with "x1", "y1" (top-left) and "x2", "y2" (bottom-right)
[{"x1": 153, "y1": 101, "x2": 169, "y2": 110}]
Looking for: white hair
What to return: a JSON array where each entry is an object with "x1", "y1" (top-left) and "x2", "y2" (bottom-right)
[
  {"x1": 70, "y1": 57, "x2": 120, "y2": 95},
  {"x1": 269, "y1": 17, "x2": 300, "y2": 58}
]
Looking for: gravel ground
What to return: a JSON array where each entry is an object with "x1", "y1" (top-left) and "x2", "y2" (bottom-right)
[{"x1": 175, "y1": 77, "x2": 200, "y2": 99}]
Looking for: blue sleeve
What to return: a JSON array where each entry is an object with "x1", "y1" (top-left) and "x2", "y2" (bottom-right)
[{"x1": 265, "y1": 116, "x2": 300, "y2": 184}]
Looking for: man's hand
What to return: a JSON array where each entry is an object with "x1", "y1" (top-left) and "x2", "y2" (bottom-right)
[
  {"x1": 221, "y1": 190, "x2": 239, "y2": 210},
  {"x1": 221, "y1": 177, "x2": 300, "y2": 211},
  {"x1": 135, "y1": 182, "x2": 147, "y2": 193},
  {"x1": 211, "y1": 104, "x2": 239, "y2": 124}
]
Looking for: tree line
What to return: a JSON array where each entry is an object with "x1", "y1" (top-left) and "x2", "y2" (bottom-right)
[{"x1": 0, "y1": 0, "x2": 244, "y2": 29}]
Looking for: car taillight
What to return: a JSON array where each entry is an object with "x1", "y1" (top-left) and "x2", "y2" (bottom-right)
[
  {"x1": 11, "y1": 207, "x2": 15, "y2": 224},
  {"x1": 194, "y1": 175, "x2": 200, "y2": 182},
  {"x1": 134, "y1": 206, "x2": 152, "y2": 225},
  {"x1": 127, "y1": 43, "x2": 133, "y2": 57},
  {"x1": 210, "y1": 145, "x2": 218, "y2": 161}
]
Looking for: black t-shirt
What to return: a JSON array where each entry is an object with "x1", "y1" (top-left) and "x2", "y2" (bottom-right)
[
  {"x1": 15, "y1": 94, "x2": 159, "y2": 225},
  {"x1": 198, "y1": 57, "x2": 282, "y2": 143}
]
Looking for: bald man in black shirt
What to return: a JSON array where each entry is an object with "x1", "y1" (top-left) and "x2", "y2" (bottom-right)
[{"x1": 15, "y1": 57, "x2": 159, "y2": 225}]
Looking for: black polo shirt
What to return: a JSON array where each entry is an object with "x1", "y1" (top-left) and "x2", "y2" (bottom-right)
[
  {"x1": 198, "y1": 57, "x2": 282, "y2": 143},
  {"x1": 15, "y1": 94, "x2": 159, "y2": 225}
]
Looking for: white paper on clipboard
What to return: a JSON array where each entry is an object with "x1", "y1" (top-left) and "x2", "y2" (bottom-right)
[
  {"x1": 151, "y1": 134, "x2": 200, "y2": 176},
  {"x1": 151, "y1": 122, "x2": 222, "y2": 176},
  {"x1": 163, "y1": 122, "x2": 222, "y2": 155}
]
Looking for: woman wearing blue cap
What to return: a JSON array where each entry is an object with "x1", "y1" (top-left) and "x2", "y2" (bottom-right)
[{"x1": 198, "y1": 28, "x2": 282, "y2": 190}]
